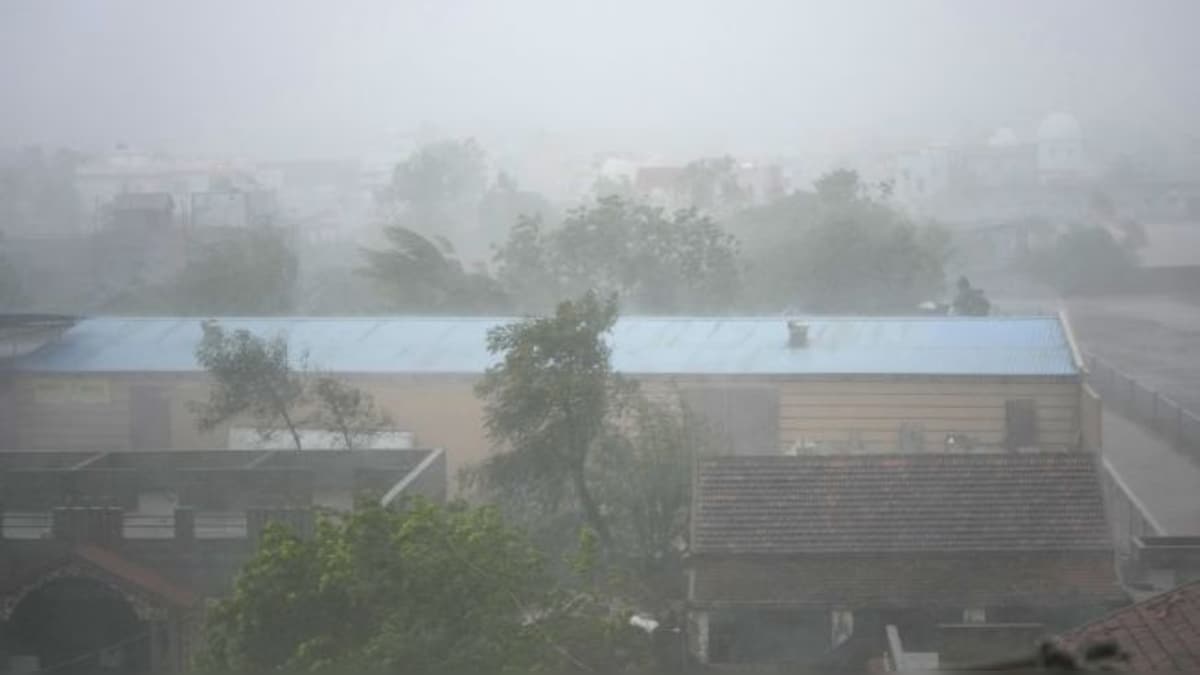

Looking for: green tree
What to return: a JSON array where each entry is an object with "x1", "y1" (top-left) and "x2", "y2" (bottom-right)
[
  {"x1": 680, "y1": 156, "x2": 747, "y2": 212},
  {"x1": 310, "y1": 377, "x2": 392, "y2": 450},
  {"x1": 193, "y1": 322, "x2": 393, "y2": 450},
  {"x1": 198, "y1": 500, "x2": 646, "y2": 675},
  {"x1": 477, "y1": 170, "x2": 553, "y2": 243},
  {"x1": 360, "y1": 224, "x2": 509, "y2": 312},
  {"x1": 108, "y1": 227, "x2": 299, "y2": 314},
  {"x1": 474, "y1": 292, "x2": 625, "y2": 549},
  {"x1": 732, "y1": 170, "x2": 949, "y2": 313},
  {"x1": 1027, "y1": 226, "x2": 1136, "y2": 293},
  {"x1": 494, "y1": 196, "x2": 741, "y2": 313},
  {"x1": 470, "y1": 294, "x2": 715, "y2": 610},
  {"x1": 385, "y1": 139, "x2": 487, "y2": 215},
  {"x1": 175, "y1": 228, "x2": 298, "y2": 314},
  {"x1": 592, "y1": 394, "x2": 717, "y2": 604},
  {"x1": 192, "y1": 321, "x2": 309, "y2": 450}
]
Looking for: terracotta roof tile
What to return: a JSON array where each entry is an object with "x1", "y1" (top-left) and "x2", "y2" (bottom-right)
[
  {"x1": 74, "y1": 545, "x2": 196, "y2": 608},
  {"x1": 1060, "y1": 581, "x2": 1200, "y2": 671}
]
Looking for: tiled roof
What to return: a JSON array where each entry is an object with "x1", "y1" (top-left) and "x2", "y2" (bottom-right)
[
  {"x1": 14, "y1": 315, "x2": 1079, "y2": 376},
  {"x1": 75, "y1": 545, "x2": 196, "y2": 607},
  {"x1": 0, "y1": 544, "x2": 196, "y2": 608},
  {"x1": 1059, "y1": 580, "x2": 1200, "y2": 671},
  {"x1": 692, "y1": 453, "x2": 1112, "y2": 555}
]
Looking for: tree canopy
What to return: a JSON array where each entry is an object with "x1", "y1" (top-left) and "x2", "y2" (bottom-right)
[
  {"x1": 192, "y1": 321, "x2": 309, "y2": 450},
  {"x1": 732, "y1": 169, "x2": 949, "y2": 313},
  {"x1": 360, "y1": 223, "x2": 509, "y2": 312},
  {"x1": 470, "y1": 292, "x2": 719, "y2": 609},
  {"x1": 494, "y1": 196, "x2": 741, "y2": 313},
  {"x1": 474, "y1": 291, "x2": 623, "y2": 549},
  {"x1": 106, "y1": 227, "x2": 299, "y2": 315},
  {"x1": 192, "y1": 322, "x2": 390, "y2": 450},
  {"x1": 198, "y1": 500, "x2": 649, "y2": 675}
]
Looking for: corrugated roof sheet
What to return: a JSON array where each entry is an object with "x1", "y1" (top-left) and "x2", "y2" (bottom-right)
[
  {"x1": 12, "y1": 315, "x2": 1078, "y2": 376},
  {"x1": 692, "y1": 453, "x2": 1113, "y2": 555}
]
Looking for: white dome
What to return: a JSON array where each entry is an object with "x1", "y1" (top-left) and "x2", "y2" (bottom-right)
[
  {"x1": 987, "y1": 128, "x2": 1019, "y2": 147},
  {"x1": 1038, "y1": 112, "x2": 1082, "y2": 141}
]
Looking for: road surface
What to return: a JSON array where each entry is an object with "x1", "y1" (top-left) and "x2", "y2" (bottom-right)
[{"x1": 1102, "y1": 410, "x2": 1200, "y2": 534}]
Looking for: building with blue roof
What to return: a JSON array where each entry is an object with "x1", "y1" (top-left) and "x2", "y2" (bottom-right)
[{"x1": 0, "y1": 314, "x2": 1097, "y2": 478}]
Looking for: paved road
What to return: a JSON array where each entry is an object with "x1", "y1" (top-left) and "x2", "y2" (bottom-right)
[{"x1": 1102, "y1": 410, "x2": 1200, "y2": 534}]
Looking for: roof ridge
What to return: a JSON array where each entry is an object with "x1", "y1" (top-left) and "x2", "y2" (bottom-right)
[{"x1": 1061, "y1": 579, "x2": 1200, "y2": 640}]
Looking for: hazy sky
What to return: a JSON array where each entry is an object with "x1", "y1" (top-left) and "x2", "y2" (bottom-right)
[{"x1": 2, "y1": 0, "x2": 1198, "y2": 158}]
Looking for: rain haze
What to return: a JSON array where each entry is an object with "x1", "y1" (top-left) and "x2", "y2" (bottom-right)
[
  {"x1": 2, "y1": 2, "x2": 1200, "y2": 674},
  {"x1": 3, "y1": 1, "x2": 1200, "y2": 156}
]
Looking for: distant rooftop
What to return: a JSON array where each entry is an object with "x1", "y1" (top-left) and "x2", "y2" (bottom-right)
[
  {"x1": 692, "y1": 453, "x2": 1112, "y2": 555},
  {"x1": 13, "y1": 315, "x2": 1079, "y2": 377}
]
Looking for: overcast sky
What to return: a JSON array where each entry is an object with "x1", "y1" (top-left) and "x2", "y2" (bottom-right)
[{"x1": 2, "y1": 0, "x2": 1198, "y2": 159}]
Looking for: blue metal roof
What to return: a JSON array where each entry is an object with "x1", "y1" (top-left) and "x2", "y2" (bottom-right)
[{"x1": 11, "y1": 316, "x2": 1079, "y2": 377}]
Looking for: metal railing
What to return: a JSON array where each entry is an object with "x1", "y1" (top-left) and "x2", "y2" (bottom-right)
[
  {"x1": 1, "y1": 511, "x2": 249, "y2": 540},
  {"x1": 1085, "y1": 353, "x2": 1200, "y2": 463}
]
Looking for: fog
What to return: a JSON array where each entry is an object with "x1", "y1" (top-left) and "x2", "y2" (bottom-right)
[
  {"x1": 3, "y1": 0, "x2": 1199, "y2": 158},
  {"x1": 4, "y1": 3, "x2": 1200, "y2": 672}
]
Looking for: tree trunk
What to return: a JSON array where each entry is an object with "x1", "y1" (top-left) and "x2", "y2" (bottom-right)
[
  {"x1": 571, "y1": 463, "x2": 613, "y2": 550},
  {"x1": 279, "y1": 408, "x2": 304, "y2": 451}
]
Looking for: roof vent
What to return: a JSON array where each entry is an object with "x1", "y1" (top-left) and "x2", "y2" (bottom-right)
[{"x1": 787, "y1": 320, "x2": 809, "y2": 348}]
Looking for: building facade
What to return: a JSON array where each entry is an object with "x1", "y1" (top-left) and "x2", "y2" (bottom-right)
[{"x1": 1, "y1": 315, "x2": 1097, "y2": 482}]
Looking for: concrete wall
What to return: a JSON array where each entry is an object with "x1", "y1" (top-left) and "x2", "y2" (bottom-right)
[{"x1": 688, "y1": 553, "x2": 1117, "y2": 609}]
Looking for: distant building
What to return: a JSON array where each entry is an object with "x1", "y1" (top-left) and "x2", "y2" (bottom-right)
[
  {"x1": 687, "y1": 453, "x2": 1124, "y2": 668},
  {"x1": 2, "y1": 314, "x2": 1097, "y2": 483},
  {"x1": 0, "y1": 448, "x2": 445, "y2": 675},
  {"x1": 74, "y1": 149, "x2": 278, "y2": 232},
  {"x1": 891, "y1": 113, "x2": 1095, "y2": 225}
]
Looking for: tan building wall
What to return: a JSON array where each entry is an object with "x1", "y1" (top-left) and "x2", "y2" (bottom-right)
[
  {"x1": 6, "y1": 372, "x2": 1084, "y2": 487},
  {"x1": 7, "y1": 373, "x2": 489, "y2": 486},
  {"x1": 647, "y1": 374, "x2": 1082, "y2": 454}
]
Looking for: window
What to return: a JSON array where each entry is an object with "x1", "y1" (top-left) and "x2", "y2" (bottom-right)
[
  {"x1": 963, "y1": 607, "x2": 987, "y2": 624},
  {"x1": 681, "y1": 386, "x2": 779, "y2": 455},
  {"x1": 1005, "y1": 399, "x2": 1037, "y2": 450}
]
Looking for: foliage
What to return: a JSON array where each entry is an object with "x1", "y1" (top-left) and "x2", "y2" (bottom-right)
[
  {"x1": 0, "y1": 146, "x2": 82, "y2": 235},
  {"x1": 732, "y1": 170, "x2": 949, "y2": 313},
  {"x1": 360, "y1": 223, "x2": 509, "y2": 312},
  {"x1": 1026, "y1": 226, "x2": 1136, "y2": 294},
  {"x1": 593, "y1": 394, "x2": 716, "y2": 604},
  {"x1": 377, "y1": 139, "x2": 489, "y2": 254},
  {"x1": 384, "y1": 139, "x2": 487, "y2": 214},
  {"x1": 474, "y1": 292, "x2": 624, "y2": 549},
  {"x1": 197, "y1": 499, "x2": 649, "y2": 675},
  {"x1": 478, "y1": 171, "x2": 554, "y2": 243},
  {"x1": 192, "y1": 321, "x2": 309, "y2": 450},
  {"x1": 469, "y1": 294, "x2": 714, "y2": 610},
  {"x1": 310, "y1": 377, "x2": 392, "y2": 450},
  {"x1": 175, "y1": 228, "x2": 299, "y2": 314},
  {"x1": 679, "y1": 156, "x2": 746, "y2": 212},
  {"x1": 192, "y1": 322, "x2": 389, "y2": 450},
  {"x1": 494, "y1": 195, "x2": 741, "y2": 313},
  {"x1": 108, "y1": 227, "x2": 299, "y2": 315}
]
